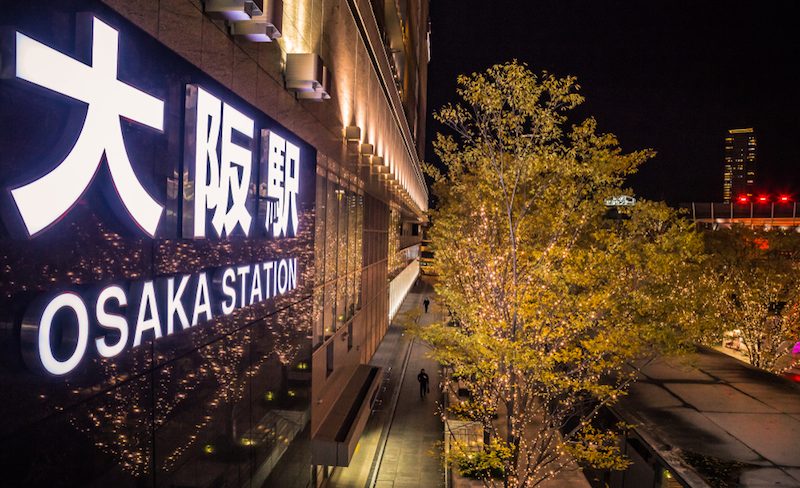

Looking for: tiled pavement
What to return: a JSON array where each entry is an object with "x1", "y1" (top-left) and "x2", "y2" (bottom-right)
[
  {"x1": 617, "y1": 349, "x2": 800, "y2": 487},
  {"x1": 373, "y1": 287, "x2": 444, "y2": 488},
  {"x1": 327, "y1": 278, "x2": 445, "y2": 488}
]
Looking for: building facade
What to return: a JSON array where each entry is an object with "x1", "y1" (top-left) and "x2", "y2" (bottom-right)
[
  {"x1": 722, "y1": 127, "x2": 757, "y2": 203},
  {"x1": 0, "y1": 0, "x2": 428, "y2": 486}
]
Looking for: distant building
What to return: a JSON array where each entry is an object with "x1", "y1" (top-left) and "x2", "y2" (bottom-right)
[{"x1": 723, "y1": 128, "x2": 757, "y2": 203}]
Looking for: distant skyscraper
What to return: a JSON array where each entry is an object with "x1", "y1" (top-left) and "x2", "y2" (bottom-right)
[{"x1": 723, "y1": 128, "x2": 757, "y2": 203}]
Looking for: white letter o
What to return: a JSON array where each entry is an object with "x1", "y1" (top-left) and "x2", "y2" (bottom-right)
[{"x1": 38, "y1": 293, "x2": 89, "y2": 376}]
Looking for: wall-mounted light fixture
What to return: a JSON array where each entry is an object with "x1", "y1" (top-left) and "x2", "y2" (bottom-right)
[
  {"x1": 204, "y1": 0, "x2": 255, "y2": 21},
  {"x1": 344, "y1": 126, "x2": 361, "y2": 143},
  {"x1": 357, "y1": 143, "x2": 374, "y2": 166},
  {"x1": 229, "y1": 0, "x2": 283, "y2": 41},
  {"x1": 371, "y1": 156, "x2": 388, "y2": 175},
  {"x1": 285, "y1": 53, "x2": 331, "y2": 101}
]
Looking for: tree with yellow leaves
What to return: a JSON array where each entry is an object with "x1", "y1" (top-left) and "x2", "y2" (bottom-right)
[
  {"x1": 421, "y1": 61, "x2": 709, "y2": 487},
  {"x1": 705, "y1": 226, "x2": 800, "y2": 373}
]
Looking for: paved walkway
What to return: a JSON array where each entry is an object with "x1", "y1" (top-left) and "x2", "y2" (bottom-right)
[
  {"x1": 327, "y1": 277, "x2": 445, "y2": 488},
  {"x1": 617, "y1": 348, "x2": 800, "y2": 487}
]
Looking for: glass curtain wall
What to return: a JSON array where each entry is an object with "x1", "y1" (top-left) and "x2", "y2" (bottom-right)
[
  {"x1": 361, "y1": 194, "x2": 390, "y2": 358},
  {"x1": 312, "y1": 159, "x2": 364, "y2": 349}
]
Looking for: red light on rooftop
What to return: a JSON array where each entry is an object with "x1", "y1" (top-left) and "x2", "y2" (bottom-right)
[{"x1": 757, "y1": 195, "x2": 769, "y2": 203}]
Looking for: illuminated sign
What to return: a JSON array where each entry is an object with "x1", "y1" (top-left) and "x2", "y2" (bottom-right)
[
  {"x1": 5, "y1": 15, "x2": 302, "y2": 240},
  {"x1": 21, "y1": 258, "x2": 298, "y2": 375},
  {"x1": 184, "y1": 85, "x2": 254, "y2": 238},
  {"x1": 263, "y1": 130, "x2": 301, "y2": 237},
  {"x1": 10, "y1": 16, "x2": 165, "y2": 237},
  {"x1": 2, "y1": 13, "x2": 314, "y2": 376},
  {"x1": 604, "y1": 195, "x2": 636, "y2": 207},
  {"x1": 182, "y1": 86, "x2": 302, "y2": 239}
]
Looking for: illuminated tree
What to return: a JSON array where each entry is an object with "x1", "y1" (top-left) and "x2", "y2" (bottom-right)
[
  {"x1": 421, "y1": 61, "x2": 707, "y2": 487},
  {"x1": 705, "y1": 226, "x2": 800, "y2": 372}
]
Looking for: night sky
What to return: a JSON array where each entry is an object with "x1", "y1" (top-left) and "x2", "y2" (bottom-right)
[{"x1": 424, "y1": 1, "x2": 800, "y2": 204}]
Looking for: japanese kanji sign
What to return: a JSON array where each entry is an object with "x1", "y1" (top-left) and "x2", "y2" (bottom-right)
[
  {"x1": 4, "y1": 15, "x2": 304, "y2": 241},
  {"x1": 184, "y1": 85, "x2": 255, "y2": 238},
  {"x1": 182, "y1": 86, "x2": 302, "y2": 239},
  {"x1": 10, "y1": 16, "x2": 165, "y2": 237},
  {"x1": 263, "y1": 130, "x2": 301, "y2": 238}
]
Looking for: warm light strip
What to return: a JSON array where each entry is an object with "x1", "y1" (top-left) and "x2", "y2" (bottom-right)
[
  {"x1": 388, "y1": 259, "x2": 419, "y2": 320},
  {"x1": 343, "y1": 0, "x2": 427, "y2": 211}
]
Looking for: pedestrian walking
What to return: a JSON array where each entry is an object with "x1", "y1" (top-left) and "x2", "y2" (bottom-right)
[
  {"x1": 423, "y1": 297, "x2": 430, "y2": 313},
  {"x1": 417, "y1": 368, "x2": 430, "y2": 398}
]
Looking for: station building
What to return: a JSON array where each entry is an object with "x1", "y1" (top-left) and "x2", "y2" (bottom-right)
[{"x1": 0, "y1": 0, "x2": 429, "y2": 485}]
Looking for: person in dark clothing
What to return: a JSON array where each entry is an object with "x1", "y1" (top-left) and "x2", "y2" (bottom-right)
[
  {"x1": 417, "y1": 369, "x2": 430, "y2": 398},
  {"x1": 423, "y1": 297, "x2": 430, "y2": 313}
]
